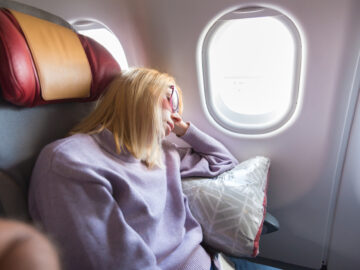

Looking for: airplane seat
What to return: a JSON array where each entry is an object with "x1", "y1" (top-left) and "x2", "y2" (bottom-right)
[{"x1": 0, "y1": 0, "x2": 120, "y2": 220}]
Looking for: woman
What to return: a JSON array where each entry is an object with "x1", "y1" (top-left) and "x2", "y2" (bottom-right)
[{"x1": 29, "y1": 68, "x2": 238, "y2": 270}]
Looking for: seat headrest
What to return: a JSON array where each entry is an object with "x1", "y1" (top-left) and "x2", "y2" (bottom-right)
[{"x1": 0, "y1": 8, "x2": 121, "y2": 107}]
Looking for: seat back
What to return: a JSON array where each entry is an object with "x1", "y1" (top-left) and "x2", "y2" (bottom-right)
[{"x1": 0, "y1": 0, "x2": 121, "y2": 220}]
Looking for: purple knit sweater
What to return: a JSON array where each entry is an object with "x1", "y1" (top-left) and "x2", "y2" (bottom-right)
[{"x1": 29, "y1": 124, "x2": 238, "y2": 270}]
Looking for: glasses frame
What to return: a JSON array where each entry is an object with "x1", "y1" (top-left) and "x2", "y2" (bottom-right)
[{"x1": 169, "y1": 85, "x2": 179, "y2": 113}]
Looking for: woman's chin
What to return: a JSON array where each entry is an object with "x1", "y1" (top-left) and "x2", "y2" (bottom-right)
[
  {"x1": 163, "y1": 124, "x2": 172, "y2": 136},
  {"x1": 165, "y1": 128, "x2": 171, "y2": 136}
]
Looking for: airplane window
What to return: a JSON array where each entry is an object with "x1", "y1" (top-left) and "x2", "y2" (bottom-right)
[
  {"x1": 72, "y1": 19, "x2": 129, "y2": 70},
  {"x1": 201, "y1": 7, "x2": 302, "y2": 134}
]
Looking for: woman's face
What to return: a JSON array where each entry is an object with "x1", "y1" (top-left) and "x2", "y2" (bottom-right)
[{"x1": 161, "y1": 87, "x2": 177, "y2": 136}]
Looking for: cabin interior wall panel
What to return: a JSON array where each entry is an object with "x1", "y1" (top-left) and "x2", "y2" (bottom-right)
[
  {"x1": 122, "y1": 0, "x2": 360, "y2": 268},
  {"x1": 327, "y1": 77, "x2": 360, "y2": 270},
  {"x1": 327, "y1": 1, "x2": 360, "y2": 268}
]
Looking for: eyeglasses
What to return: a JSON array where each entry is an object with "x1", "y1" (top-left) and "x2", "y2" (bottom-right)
[{"x1": 168, "y1": 85, "x2": 179, "y2": 113}]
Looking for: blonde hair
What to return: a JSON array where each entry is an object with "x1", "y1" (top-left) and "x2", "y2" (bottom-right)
[{"x1": 70, "y1": 67, "x2": 183, "y2": 168}]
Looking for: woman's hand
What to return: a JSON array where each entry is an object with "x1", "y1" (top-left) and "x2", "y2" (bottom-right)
[
  {"x1": 171, "y1": 113, "x2": 189, "y2": 136},
  {"x1": 0, "y1": 219, "x2": 61, "y2": 270}
]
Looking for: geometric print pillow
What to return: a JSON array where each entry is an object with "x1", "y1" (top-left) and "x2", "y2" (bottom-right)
[{"x1": 182, "y1": 156, "x2": 270, "y2": 257}]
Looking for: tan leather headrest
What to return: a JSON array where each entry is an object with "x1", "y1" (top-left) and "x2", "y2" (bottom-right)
[{"x1": 10, "y1": 9, "x2": 92, "y2": 101}]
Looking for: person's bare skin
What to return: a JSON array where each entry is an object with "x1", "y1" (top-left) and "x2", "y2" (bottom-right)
[{"x1": 0, "y1": 219, "x2": 60, "y2": 270}]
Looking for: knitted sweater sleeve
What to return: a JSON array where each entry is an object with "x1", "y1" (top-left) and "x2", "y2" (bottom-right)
[
  {"x1": 29, "y1": 147, "x2": 161, "y2": 270},
  {"x1": 176, "y1": 123, "x2": 238, "y2": 178}
]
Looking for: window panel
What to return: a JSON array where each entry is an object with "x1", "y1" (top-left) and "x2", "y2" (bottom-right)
[
  {"x1": 201, "y1": 7, "x2": 302, "y2": 134},
  {"x1": 72, "y1": 20, "x2": 128, "y2": 70}
]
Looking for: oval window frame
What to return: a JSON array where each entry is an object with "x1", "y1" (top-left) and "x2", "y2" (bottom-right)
[
  {"x1": 200, "y1": 6, "x2": 302, "y2": 134},
  {"x1": 71, "y1": 19, "x2": 129, "y2": 70}
]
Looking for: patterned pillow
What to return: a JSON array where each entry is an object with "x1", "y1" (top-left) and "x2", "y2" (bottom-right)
[{"x1": 182, "y1": 156, "x2": 270, "y2": 257}]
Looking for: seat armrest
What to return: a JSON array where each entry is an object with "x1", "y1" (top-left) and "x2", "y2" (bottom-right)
[{"x1": 262, "y1": 212, "x2": 280, "y2": 234}]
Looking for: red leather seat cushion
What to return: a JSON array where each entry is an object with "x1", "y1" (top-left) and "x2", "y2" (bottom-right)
[
  {"x1": 0, "y1": 9, "x2": 40, "y2": 106},
  {"x1": 0, "y1": 8, "x2": 121, "y2": 107}
]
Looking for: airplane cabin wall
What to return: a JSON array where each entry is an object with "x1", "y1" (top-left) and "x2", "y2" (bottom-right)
[
  {"x1": 123, "y1": 1, "x2": 360, "y2": 269},
  {"x1": 15, "y1": 0, "x2": 360, "y2": 269},
  {"x1": 326, "y1": 0, "x2": 360, "y2": 268}
]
